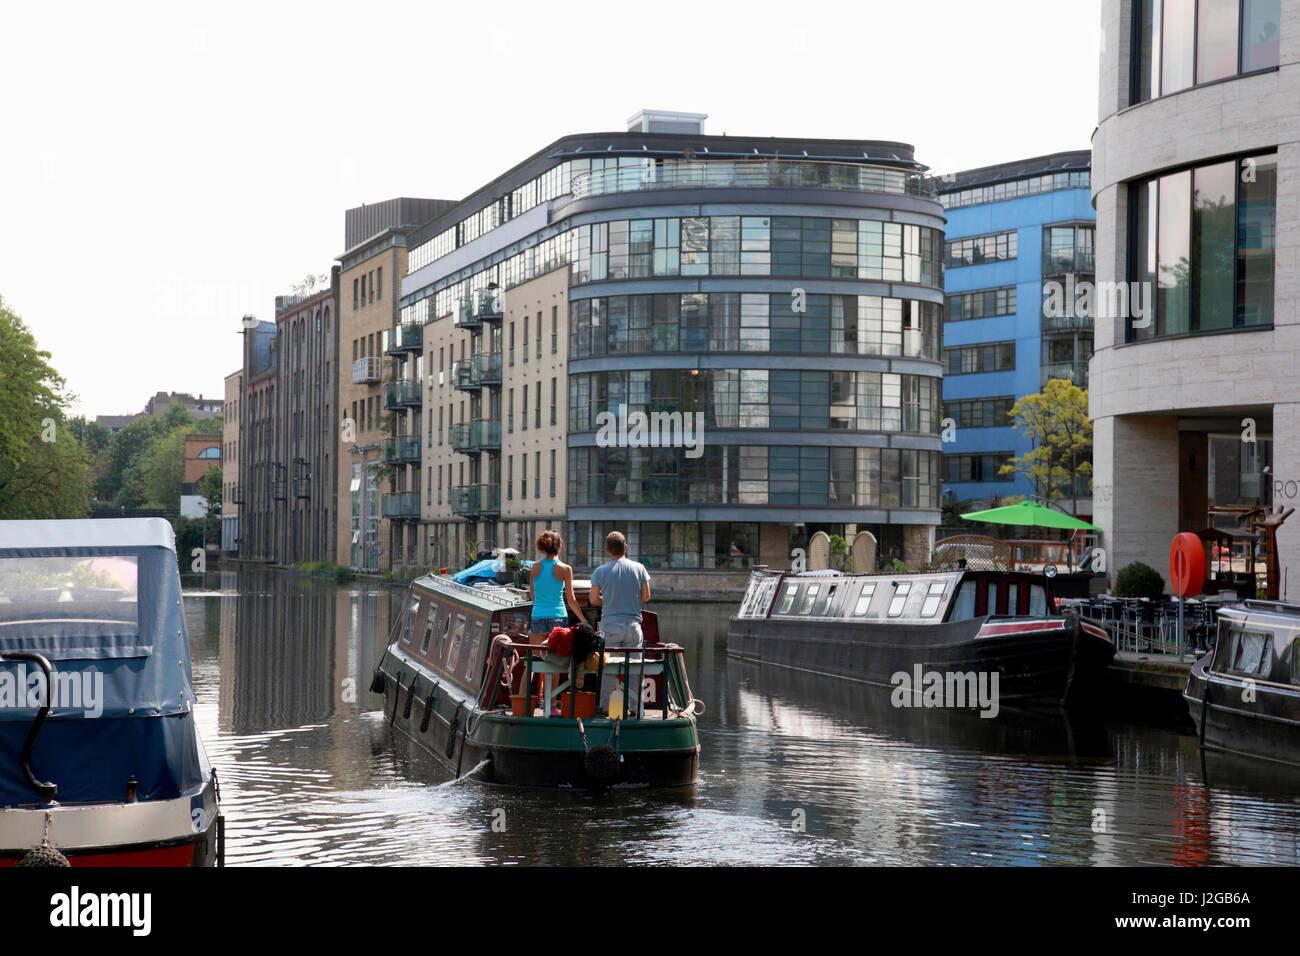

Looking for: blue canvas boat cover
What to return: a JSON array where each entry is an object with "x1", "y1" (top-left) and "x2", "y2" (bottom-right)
[{"x1": 0, "y1": 519, "x2": 208, "y2": 806}]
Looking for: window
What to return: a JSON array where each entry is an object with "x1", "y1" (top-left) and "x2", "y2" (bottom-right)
[
  {"x1": 853, "y1": 582, "x2": 877, "y2": 615},
  {"x1": 778, "y1": 583, "x2": 798, "y2": 614},
  {"x1": 521, "y1": 455, "x2": 527, "y2": 499},
  {"x1": 419, "y1": 609, "x2": 438, "y2": 652},
  {"x1": 551, "y1": 306, "x2": 558, "y2": 353},
  {"x1": 946, "y1": 231, "x2": 1018, "y2": 268},
  {"x1": 447, "y1": 615, "x2": 468, "y2": 672},
  {"x1": 507, "y1": 457, "x2": 513, "y2": 500},
  {"x1": 798, "y1": 585, "x2": 820, "y2": 615},
  {"x1": 944, "y1": 342, "x2": 1016, "y2": 374},
  {"x1": 951, "y1": 581, "x2": 977, "y2": 621},
  {"x1": 463, "y1": 622, "x2": 483, "y2": 680},
  {"x1": 549, "y1": 449, "x2": 556, "y2": 497},
  {"x1": 352, "y1": 278, "x2": 358, "y2": 310},
  {"x1": 888, "y1": 582, "x2": 911, "y2": 617},
  {"x1": 944, "y1": 397, "x2": 1015, "y2": 429},
  {"x1": 550, "y1": 377, "x2": 557, "y2": 426},
  {"x1": 377, "y1": 266, "x2": 382, "y2": 300},
  {"x1": 1029, "y1": 585, "x2": 1047, "y2": 617},
  {"x1": 1132, "y1": 0, "x2": 1279, "y2": 104},
  {"x1": 523, "y1": 316, "x2": 529, "y2": 362},
  {"x1": 509, "y1": 322, "x2": 515, "y2": 366},
  {"x1": 943, "y1": 453, "x2": 1014, "y2": 483},
  {"x1": 1128, "y1": 152, "x2": 1276, "y2": 340},
  {"x1": 522, "y1": 385, "x2": 528, "y2": 430},
  {"x1": 941, "y1": 171, "x2": 1089, "y2": 210},
  {"x1": 921, "y1": 581, "x2": 946, "y2": 618},
  {"x1": 508, "y1": 389, "x2": 514, "y2": 433},
  {"x1": 946, "y1": 286, "x2": 1016, "y2": 321},
  {"x1": 1226, "y1": 628, "x2": 1272, "y2": 676},
  {"x1": 535, "y1": 451, "x2": 541, "y2": 498},
  {"x1": 535, "y1": 381, "x2": 542, "y2": 429},
  {"x1": 536, "y1": 311, "x2": 542, "y2": 358}
]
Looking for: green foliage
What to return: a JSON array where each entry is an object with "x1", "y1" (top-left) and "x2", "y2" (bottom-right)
[
  {"x1": 999, "y1": 379, "x2": 1093, "y2": 509},
  {"x1": 296, "y1": 561, "x2": 353, "y2": 583},
  {"x1": 198, "y1": 465, "x2": 223, "y2": 516},
  {"x1": 828, "y1": 534, "x2": 848, "y2": 571},
  {"x1": 941, "y1": 498, "x2": 974, "y2": 527},
  {"x1": 0, "y1": 296, "x2": 90, "y2": 517},
  {"x1": 1114, "y1": 562, "x2": 1166, "y2": 601},
  {"x1": 886, "y1": 558, "x2": 909, "y2": 573}
]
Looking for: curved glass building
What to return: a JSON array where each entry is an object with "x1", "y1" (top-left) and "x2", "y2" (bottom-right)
[{"x1": 400, "y1": 111, "x2": 944, "y2": 576}]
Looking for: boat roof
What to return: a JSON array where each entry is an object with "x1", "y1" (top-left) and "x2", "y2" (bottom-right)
[
  {"x1": 0, "y1": 517, "x2": 176, "y2": 555},
  {"x1": 413, "y1": 572, "x2": 533, "y2": 612},
  {"x1": 1215, "y1": 600, "x2": 1300, "y2": 623}
]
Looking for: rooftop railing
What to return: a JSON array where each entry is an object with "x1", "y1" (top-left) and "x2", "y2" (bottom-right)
[{"x1": 571, "y1": 159, "x2": 937, "y2": 200}]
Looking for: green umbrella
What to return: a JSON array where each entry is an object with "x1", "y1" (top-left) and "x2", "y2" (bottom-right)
[{"x1": 960, "y1": 500, "x2": 1099, "y2": 531}]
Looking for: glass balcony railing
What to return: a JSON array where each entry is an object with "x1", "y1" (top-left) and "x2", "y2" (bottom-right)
[
  {"x1": 383, "y1": 323, "x2": 423, "y2": 354},
  {"x1": 450, "y1": 483, "x2": 501, "y2": 517},
  {"x1": 1041, "y1": 247, "x2": 1095, "y2": 275},
  {"x1": 451, "y1": 360, "x2": 475, "y2": 390},
  {"x1": 382, "y1": 380, "x2": 422, "y2": 408},
  {"x1": 471, "y1": 352, "x2": 501, "y2": 386},
  {"x1": 571, "y1": 159, "x2": 937, "y2": 201},
  {"x1": 1041, "y1": 361, "x2": 1090, "y2": 389},
  {"x1": 381, "y1": 435, "x2": 421, "y2": 463},
  {"x1": 456, "y1": 289, "x2": 504, "y2": 328},
  {"x1": 450, "y1": 420, "x2": 501, "y2": 454},
  {"x1": 381, "y1": 492, "x2": 420, "y2": 520},
  {"x1": 351, "y1": 356, "x2": 381, "y2": 384}
]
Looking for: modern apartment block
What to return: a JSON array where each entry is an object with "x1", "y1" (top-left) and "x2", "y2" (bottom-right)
[
  {"x1": 399, "y1": 110, "x2": 945, "y2": 575},
  {"x1": 1092, "y1": 0, "x2": 1294, "y2": 579},
  {"x1": 336, "y1": 197, "x2": 452, "y2": 572},
  {"x1": 938, "y1": 152, "x2": 1095, "y2": 511},
  {"x1": 237, "y1": 270, "x2": 341, "y2": 566},
  {"x1": 222, "y1": 368, "x2": 241, "y2": 552}
]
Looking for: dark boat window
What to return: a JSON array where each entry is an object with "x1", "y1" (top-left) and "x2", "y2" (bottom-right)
[
  {"x1": 401, "y1": 596, "x2": 423, "y2": 643},
  {"x1": 1291, "y1": 641, "x2": 1300, "y2": 685},
  {"x1": 464, "y1": 621, "x2": 484, "y2": 680},
  {"x1": 777, "y1": 583, "x2": 798, "y2": 614},
  {"x1": 1226, "y1": 628, "x2": 1272, "y2": 676},
  {"x1": 951, "y1": 581, "x2": 977, "y2": 621},
  {"x1": 419, "y1": 606, "x2": 438, "y2": 653},
  {"x1": 1029, "y1": 585, "x2": 1047, "y2": 617},
  {"x1": 888, "y1": 582, "x2": 912, "y2": 617},
  {"x1": 799, "y1": 585, "x2": 820, "y2": 615},
  {"x1": 817, "y1": 584, "x2": 838, "y2": 616},
  {"x1": 435, "y1": 609, "x2": 453, "y2": 659},
  {"x1": 447, "y1": 614, "x2": 469, "y2": 672},
  {"x1": 986, "y1": 582, "x2": 999, "y2": 615},
  {"x1": 853, "y1": 582, "x2": 877, "y2": 616},
  {"x1": 1007, "y1": 583, "x2": 1020, "y2": 615},
  {"x1": 920, "y1": 581, "x2": 946, "y2": 618}
]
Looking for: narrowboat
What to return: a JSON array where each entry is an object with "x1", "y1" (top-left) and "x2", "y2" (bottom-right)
[
  {"x1": 0, "y1": 519, "x2": 222, "y2": 866},
  {"x1": 727, "y1": 567, "x2": 1114, "y2": 709},
  {"x1": 370, "y1": 573, "x2": 701, "y2": 789},
  {"x1": 1185, "y1": 599, "x2": 1300, "y2": 766}
]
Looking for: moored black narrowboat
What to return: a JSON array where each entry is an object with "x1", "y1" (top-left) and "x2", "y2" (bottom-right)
[
  {"x1": 727, "y1": 567, "x2": 1114, "y2": 710},
  {"x1": 371, "y1": 573, "x2": 701, "y2": 789},
  {"x1": 1185, "y1": 600, "x2": 1300, "y2": 766}
]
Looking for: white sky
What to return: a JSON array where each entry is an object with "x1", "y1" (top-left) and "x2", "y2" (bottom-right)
[{"x1": 0, "y1": 0, "x2": 1101, "y2": 418}]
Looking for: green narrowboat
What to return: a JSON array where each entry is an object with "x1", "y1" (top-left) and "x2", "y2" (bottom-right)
[{"x1": 370, "y1": 573, "x2": 701, "y2": 789}]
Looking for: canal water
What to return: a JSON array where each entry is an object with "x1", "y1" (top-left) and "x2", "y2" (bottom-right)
[{"x1": 184, "y1": 569, "x2": 1300, "y2": 866}]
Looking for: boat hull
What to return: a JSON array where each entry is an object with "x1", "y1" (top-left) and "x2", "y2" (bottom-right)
[
  {"x1": 726, "y1": 615, "x2": 1113, "y2": 708},
  {"x1": 0, "y1": 777, "x2": 221, "y2": 867},
  {"x1": 1185, "y1": 654, "x2": 1300, "y2": 767},
  {"x1": 376, "y1": 647, "x2": 699, "y2": 790}
]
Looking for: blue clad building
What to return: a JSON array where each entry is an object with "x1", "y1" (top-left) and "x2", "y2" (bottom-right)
[{"x1": 937, "y1": 151, "x2": 1094, "y2": 514}]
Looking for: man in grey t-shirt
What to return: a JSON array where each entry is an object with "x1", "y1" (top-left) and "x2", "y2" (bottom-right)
[{"x1": 589, "y1": 531, "x2": 651, "y2": 713}]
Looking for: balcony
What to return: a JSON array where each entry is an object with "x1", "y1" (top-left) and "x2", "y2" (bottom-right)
[
  {"x1": 570, "y1": 158, "x2": 937, "y2": 200},
  {"x1": 451, "y1": 360, "x2": 477, "y2": 391},
  {"x1": 471, "y1": 352, "x2": 502, "y2": 386},
  {"x1": 382, "y1": 380, "x2": 422, "y2": 409},
  {"x1": 1041, "y1": 361, "x2": 1090, "y2": 389},
  {"x1": 383, "y1": 323, "x2": 423, "y2": 355},
  {"x1": 456, "y1": 289, "x2": 504, "y2": 329},
  {"x1": 451, "y1": 353, "x2": 502, "y2": 392},
  {"x1": 351, "y1": 356, "x2": 381, "y2": 385},
  {"x1": 381, "y1": 435, "x2": 421, "y2": 464},
  {"x1": 381, "y1": 492, "x2": 420, "y2": 520},
  {"x1": 1041, "y1": 247, "x2": 1095, "y2": 276},
  {"x1": 450, "y1": 419, "x2": 501, "y2": 454},
  {"x1": 450, "y1": 483, "x2": 501, "y2": 518}
]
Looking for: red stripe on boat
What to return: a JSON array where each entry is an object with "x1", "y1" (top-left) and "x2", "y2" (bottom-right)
[
  {"x1": 0, "y1": 842, "x2": 197, "y2": 867},
  {"x1": 977, "y1": 620, "x2": 1067, "y2": 637}
]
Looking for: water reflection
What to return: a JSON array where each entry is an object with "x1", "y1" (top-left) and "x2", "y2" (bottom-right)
[{"x1": 183, "y1": 571, "x2": 1300, "y2": 866}]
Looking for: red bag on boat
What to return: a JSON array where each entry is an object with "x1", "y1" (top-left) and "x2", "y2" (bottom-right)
[{"x1": 546, "y1": 626, "x2": 575, "y2": 656}]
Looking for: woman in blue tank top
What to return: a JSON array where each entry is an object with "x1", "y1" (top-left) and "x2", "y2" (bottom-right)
[{"x1": 528, "y1": 529, "x2": 586, "y2": 641}]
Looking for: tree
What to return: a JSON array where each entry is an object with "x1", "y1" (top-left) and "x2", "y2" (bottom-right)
[
  {"x1": 999, "y1": 379, "x2": 1092, "y2": 512},
  {"x1": 0, "y1": 296, "x2": 90, "y2": 517},
  {"x1": 198, "y1": 465, "x2": 223, "y2": 516}
]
